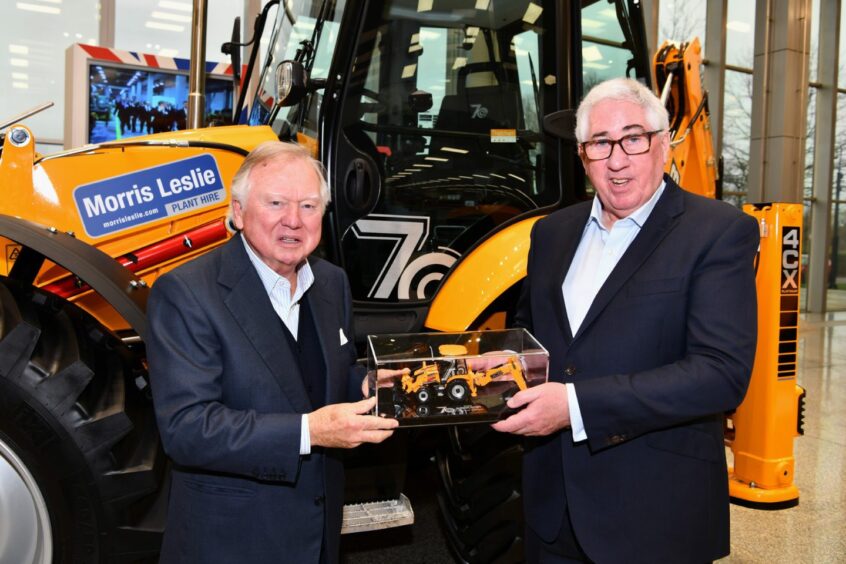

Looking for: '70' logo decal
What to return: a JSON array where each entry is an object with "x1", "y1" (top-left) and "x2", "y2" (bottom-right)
[{"x1": 351, "y1": 214, "x2": 458, "y2": 300}]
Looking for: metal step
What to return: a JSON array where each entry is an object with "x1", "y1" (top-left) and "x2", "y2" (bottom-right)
[{"x1": 341, "y1": 493, "x2": 414, "y2": 534}]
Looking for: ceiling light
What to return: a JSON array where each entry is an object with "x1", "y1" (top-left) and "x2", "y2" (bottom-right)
[
  {"x1": 727, "y1": 21, "x2": 751, "y2": 33},
  {"x1": 16, "y1": 3, "x2": 60, "y2": 14},
  {"x1": 12, "y1": 72, "x2": 28, "y2": 79},
  {"x1": 13, "y1": 82, "x2": 29, "y2": 89},
  {"x1": 441, "y1": 147, "x2": 469, "y2": 154},
  {"x1": 425, "y1": 156, "x2": 449, "y2": 162},
  {"x1": 159, "y1": 48, "x2": 179, "y2": 57},
  {"x1": 475, "y1": 0, "x2": 490, "y2": 9},
  {"x1": 152, "y1": 10, "x2": 191, "y2": 23},
  {"x1": 158, "y1": 0, "x2": 191, "y2": 11},
  {"x1": 522, "y1": 3, "x2": 542, "y2": 24},
  {"x1": 145, "y1": 21, "x2": 184, "y2": 32},
  {"x1": 402, "y1": 64, "x2": 417, "y2": 79},
  {"x1": 417, "y1": 0, "x2": 432, "y2": 12},
  {"x1": 583, "y1": 45, "x2": 602, "y2": 62},
  {"x1": 582, "y1": 18, "x2": 604, "y2": 30},
  {"x1": 10, "y1": 58, "x2": 29, "y2": 67},
  {"x1": 9, "y1": 44, "x2": 29, "y2": 55}
]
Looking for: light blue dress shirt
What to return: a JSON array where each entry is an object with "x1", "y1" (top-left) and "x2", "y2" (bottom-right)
[
  {"x1": 563, "y1": 182, "x2": 666, "y2": 441},
  {"x1": 242, "y1": 237, "x2": 316, "y2": 455}
]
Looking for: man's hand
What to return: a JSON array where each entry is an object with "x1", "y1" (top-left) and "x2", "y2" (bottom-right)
[
  {"x1": 361, "y1": 368, "x2": 409, "y2": 398},
  {"x1": 309, "y1": 397, "x2": 398, "y2": 448},
  {"x1": 491, "y1": 382, "x2": 570, "y2": 436},
  {"x1": 466, "y1": 352, "x2": 512, "y2": 372}
]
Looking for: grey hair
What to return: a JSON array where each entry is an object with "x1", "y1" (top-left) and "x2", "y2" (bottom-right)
[
  {"x1": 228, "y1": 141, "x2": 331, "y2": 218},
  {"x1": 574, "y1": 78, "x2": 669, "y2": 143}
]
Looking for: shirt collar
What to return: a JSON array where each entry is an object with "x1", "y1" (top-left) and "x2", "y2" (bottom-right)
[
  {"x1": 588, "y1": 179, "x2": 667, "y2": 230},
  {"x1": 240, "y1": 234, "x2": 314, "y2": 301}
]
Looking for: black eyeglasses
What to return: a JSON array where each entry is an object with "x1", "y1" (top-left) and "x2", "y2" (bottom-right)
[{"x1": 580, "y1": 130, "x2": 664, "y2": 161}]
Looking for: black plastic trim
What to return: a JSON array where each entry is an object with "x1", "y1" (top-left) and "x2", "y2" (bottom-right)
[{"x1": 0, "y1": 215, "x2": 148, "y2": 340}]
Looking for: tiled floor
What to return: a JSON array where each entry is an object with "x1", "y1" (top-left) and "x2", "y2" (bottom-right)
[{"x1": 722, "y1": 311, "x2": 846, "y2": 563}]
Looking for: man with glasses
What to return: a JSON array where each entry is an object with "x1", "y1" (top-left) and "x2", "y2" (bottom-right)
[{"x1": 492, "y1": 78, "x2": 760, "y2": 562}]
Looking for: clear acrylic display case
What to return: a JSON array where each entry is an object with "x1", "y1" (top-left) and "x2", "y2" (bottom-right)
[{"x1": 367, "y1": 329, "x2": 548, "y2": 427}]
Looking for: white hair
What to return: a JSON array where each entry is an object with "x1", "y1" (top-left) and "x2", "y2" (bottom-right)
[
  {"x1": 228, "y1": 141, "x2": 331, "y2": 220},
  {"x1": 575, "y1": 78, "x2": 669, "y2": 143}
]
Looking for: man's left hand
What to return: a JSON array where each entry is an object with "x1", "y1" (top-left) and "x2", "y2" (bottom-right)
[{"x1": 491, "y1": 382, "x2": 570, "y2": 436}]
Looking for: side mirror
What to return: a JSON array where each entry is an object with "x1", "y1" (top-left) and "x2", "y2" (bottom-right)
[
  {"x1": 408, "y1": 90, "x2": 433, "y2": 113},
  {"x1": 542, "y1": 110, "x2": 577, "y2": 142}
]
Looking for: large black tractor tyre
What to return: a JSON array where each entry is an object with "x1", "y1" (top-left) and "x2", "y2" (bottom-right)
[
  {"x1": 0, "y1": 277, "x2": 165, "y2": 563},
  {"x1": 436, "y1": 424, "x2": 525, "y2": 563}
]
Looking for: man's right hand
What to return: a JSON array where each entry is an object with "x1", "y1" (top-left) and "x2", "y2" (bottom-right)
[{"x1": 309, "y1": 397, "x2": 398, "y2": 449}]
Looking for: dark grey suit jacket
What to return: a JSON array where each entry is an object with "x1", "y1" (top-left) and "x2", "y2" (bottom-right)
[
  {"x1": 516, "y1": 177, "x2": 759, "y2": 563},
  {"x1": 147, "y1": 233, "x2": 362, "y2": 564}
]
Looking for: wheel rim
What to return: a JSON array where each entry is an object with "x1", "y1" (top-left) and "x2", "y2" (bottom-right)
[
  {"x1": 450, "y1": 383, "x2": 466, "y2": 401},
  {"x1": 0, "y1": 438, "x2": 52, "y2": 564}
]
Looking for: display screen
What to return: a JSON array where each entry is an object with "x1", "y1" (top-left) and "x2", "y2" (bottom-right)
[{"x1": 87, "y1": 63, "x2": 234, "y2": 144}]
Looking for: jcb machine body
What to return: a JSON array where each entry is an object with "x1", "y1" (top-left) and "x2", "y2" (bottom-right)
[
  {"x1": 0, "y1": 1, "x2": 801, "y2": 563},
  {"x1": 399, "y1": 348, "x2": 526, "y2": 402}
]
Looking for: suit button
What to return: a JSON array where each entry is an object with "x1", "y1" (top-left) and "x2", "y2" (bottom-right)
[
  {"x1": 314, "y1": 495, "x2": 325, "y2": 506},
  {"x1": 564, "y1": 365, "x2": 576, "y2": 377},
  {"x1": 610, "y1": 434, "x2": 625, "y2": 444}
]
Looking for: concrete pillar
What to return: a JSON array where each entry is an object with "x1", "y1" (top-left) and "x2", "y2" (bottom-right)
[
  {"x1": 99, "y1": 0, "x2": 115, "y2": 47},
  {"x1": 641, "y1": 0, "x2": 660, "y2": 81},
  {"x1": 806, "y1": 0, "x2": 841, "y2": 312},
  {"x1": 747, "y1": 0, "x2": 812, "y2": 204},
  {"x1": 703, "y1": 0, "x2": 727, "y2": 158}
]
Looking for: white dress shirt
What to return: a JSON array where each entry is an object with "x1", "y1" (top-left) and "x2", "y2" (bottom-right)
[
  {"x1": 242, "y1": 237, "x2": 316, "y2": 455},
  {"x1": 563, "y1": 182, "x2": 665, "y2": 441}
]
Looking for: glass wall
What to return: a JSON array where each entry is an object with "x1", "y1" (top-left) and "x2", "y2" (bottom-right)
[
  {"x1": 658, "y1": 0, "x2": 705, "y2": 47},
  {"x1": 0, "y1": 0, "x2": 99, "y2": 146},
  {"x1": 115, "y1": 0, "x2": 243, "y2": 62},
  {"x1": 0, "y1": 0, "x2": 244, "y2": 153}
]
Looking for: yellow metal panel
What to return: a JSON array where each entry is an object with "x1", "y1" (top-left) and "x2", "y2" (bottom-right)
[
  {"x1": 729, "y1": 203, "x2": 804, "y2": 506},
  {"x1": 425, "y1": 217, "x2": 541, "y2": 331},
  {"x1": 0, "y1": 124, "x2": 277, "y2": 331}
]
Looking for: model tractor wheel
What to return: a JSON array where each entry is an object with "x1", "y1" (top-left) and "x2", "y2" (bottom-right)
[
  {"x1": 447, "y1": 381, "x2": 470, "y2": 403},
  {"x1": 0, "y1": 277, "x2": 165, "y2": 563},
  {"x1": 416, "y1": 386, "x2": 432, "y2": 404}
]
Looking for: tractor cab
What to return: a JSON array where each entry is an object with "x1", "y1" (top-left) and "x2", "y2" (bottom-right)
[{"x1": 242, "y1": 0, "x2": 651, "y2": 337}]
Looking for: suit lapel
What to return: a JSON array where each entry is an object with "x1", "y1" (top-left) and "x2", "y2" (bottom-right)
[
  {"x1": 218, "y1": 235, "x2": 312, "y2": 413},
  {"x1": 303, "y1": 272, "x2": 338, "y2": 406},
  {"x1": 573, "y1": 179, "x2": 684, "y2": 341}
]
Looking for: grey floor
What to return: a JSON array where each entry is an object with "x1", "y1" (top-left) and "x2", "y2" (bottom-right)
[
  {"x1": 721, "y1": 311, "x2": 846, "y2": 563},
  {"x1": 341, "y1": 311, "x2": 846, "y2": 563}
]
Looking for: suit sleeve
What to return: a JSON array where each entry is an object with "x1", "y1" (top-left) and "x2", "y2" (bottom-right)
[
  {"x1": 513, "y1": 221, "x2": 538, "y2": 332},
  {"x1": 576, "y1": 212, "x2": 760, "y2": 451},
  {"x1": 340, "y1": 270, "x2": 367, "y2": 401},
  {"x1": 147, "y1": 273, "x2": 302, "y2": 483}
]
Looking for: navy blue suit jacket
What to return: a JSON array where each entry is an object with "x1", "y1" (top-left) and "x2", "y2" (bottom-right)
[
  {"x1": 516, "y1": 177, "x2": 759, "y2": 563},
  {"x1": 147, "y1": 234, "x2": 363, "y2": 564}
]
